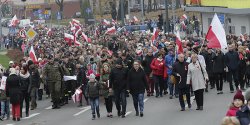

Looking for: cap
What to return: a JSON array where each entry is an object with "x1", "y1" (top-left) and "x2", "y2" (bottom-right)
[
  {"x1": 234, "y1": 90, "x2": 245, "y2": 102},
  {"x1": 9, "y1": 61, "x2": 14, "y2": 64}
]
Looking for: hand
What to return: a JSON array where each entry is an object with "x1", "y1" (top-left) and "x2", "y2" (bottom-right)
[
  {"x1": 109, "y1": 88, "x2": 112, "y2": 93},
  {"x1": 176, "y1": 73, "x2": 180, "y2": 77}
]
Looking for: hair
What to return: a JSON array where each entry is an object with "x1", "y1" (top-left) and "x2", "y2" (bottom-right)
[
  {"x1": 133, "y1": 60, "x2": 141, "y2": 64},
  {"x1": 221, "y1": 117, "x2": 240, "y2": 125}
]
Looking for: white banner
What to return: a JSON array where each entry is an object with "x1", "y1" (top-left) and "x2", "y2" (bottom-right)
[{"x1": 0, "y1": 76, "x2": 7, "y2": 90}]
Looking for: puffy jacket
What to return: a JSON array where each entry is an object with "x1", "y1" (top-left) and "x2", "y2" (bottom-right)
[
  {"x1": 86, "y1": 81, "x2": 100, "y2": 98},
  {"x1": 150, "y1": 58, "x2": 165, "y2": 76},
  {"x1": 165, "y1": 54, "x2": 175, "y2": 75},
  {"x1": 109, "y1": 67, "x2": 128, "y2": 91}
]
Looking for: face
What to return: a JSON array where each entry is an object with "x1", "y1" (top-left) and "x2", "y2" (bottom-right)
[
  {"x1": 147, "y1": 50, "x2": 153, "y2": 56},
  {"x1": 133, "y1": 62, "x2": 140, "y2": 70},
  {"x1": 178, "y1": 54, "x2": 185, "y2": 62},
  {"x1": 229, "y1": 45, "x2": 233, "y2": 51},
  {"x1": 20, "y1": 68, "x2": 25, "y2": 74},
  {"x1": 233, "y1": 99, "x2": 243, "y2": 108},
  {"x1": 191, "y1": 54, "x2": 198, "y2": 63},
  {"x1": 103, "y1": 65, "x2": 109, "y2": 72}
]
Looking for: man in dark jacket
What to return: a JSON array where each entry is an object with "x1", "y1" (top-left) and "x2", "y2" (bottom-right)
[
  {"x1": 213, "y1": 49, "x2": 225, "y2": 94},
  {"x1": 205, "y1": 48, "x2": 215, "y2": 90},
  {"x1": 109, "y1": 59, "x2": 128, "y2": 118},
  {"x1": 172, "y1": 54, "x2": 191, "y2": 111},
  {"x1": 225, "y1": 45, "x2": 239, "y2": 93},
  {"x1": 142, "y1": 49, "x2": 154, "y2": 96}
]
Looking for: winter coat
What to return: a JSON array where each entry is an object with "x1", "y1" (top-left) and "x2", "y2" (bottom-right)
[
  {"x1": 29, "y1": 68, "x2": 40, "y2": 88},
  {"x1": 225, "y1": 51, "x2": 239, "y2": 71},
  {"x1": 172, "y1": 61, "x2": 189, "y2": 89},
  {"x1": 165, "y1": 54, "x2": 175, "y2": 75},
  {"x1": 226, "y1": 106, "x2": 239, "y2": 116},
  {"x1": 238, "y1": 52, "x2": 247, "y2": 72},
  {"x1": 86, "y1": 80, "x2": 100, "y2": 98},
  {"x1": 127, "y1": 68, "x2": 149, "y2": 95},
  {"x1": 213, "y1": 52, "x2": 225, "y2": 73},
  {"x1": 19, "y1": 72, "x2": 31, "y2": 93},
  {"x1": 187, "y1": 61, "x2": 208, "y2": 91},
  {"x1": 142, "y1": 55, "x2": 154, "y2": 75},
  {"x1": 150, "y1": 58, "x2": 165, "y2": 76},
  {"x1": 236, "y1": 105, "x2": 250, "y2": 125},
  {"x1": 205, "y1": 52, "x2": 215, "y2": 75},
  {"x1": 109, "y1": 67, "x2": 128, "y2": 91},
  {"x1": 6, "y1": 74, "x2": 22, "y2": 104}
]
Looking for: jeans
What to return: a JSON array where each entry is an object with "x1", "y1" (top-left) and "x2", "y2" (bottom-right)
[
  {"x1": 227, "y1": 70, "x2": 238, "y2": 91},
  {"x1": 114, "y1": 90, "x2": 127, "y2": 115},
  {"x1": 1, "y1": 100, "x2": 10, "y2": 118},
  {"x1": 104, "y1": 96, "x2": 113, "y2": 113},
  {"x1": 168, "y1": 77, "x2": 178, "y2": 96},
  {"x1": 30, "y1": 87, "x2": 38, "y2": 109},
  {"x1": 89, "y1": 97, "x2": 99, "y2": 115},
  {"x1": 132, "y1": 93, "x2": 144, "y2": 113},
  {"x1": 153, "y1": 75, "x2": 164, "y2": 96}
]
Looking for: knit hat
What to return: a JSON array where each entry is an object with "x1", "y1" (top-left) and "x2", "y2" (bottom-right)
[
  {"x1": 245, "y1": 88, "x2": 250, "y2": 102},
  {"x1": 234, "y1": 90, "x2": 245, "y2": 102},
  {"x1": 89, "y1": 74, "x2": 96, "y2": 79}
]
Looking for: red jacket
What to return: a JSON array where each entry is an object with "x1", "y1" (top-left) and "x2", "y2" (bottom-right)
[
  {"x1": 226, "y1": 106, "x2": 239, "y2": 116},
  {"x1": 150, "y1": 58, "x2": 166, "y2": 77}
]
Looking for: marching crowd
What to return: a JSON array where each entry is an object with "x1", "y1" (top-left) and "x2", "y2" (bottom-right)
[{"x1": 0, "y1": 18, "x2": 249, "y2": 125}]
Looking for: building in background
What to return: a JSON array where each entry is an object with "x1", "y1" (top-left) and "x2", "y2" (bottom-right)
[{"x1": 185, "y1": 0, "x2": 250, "y2": 36}]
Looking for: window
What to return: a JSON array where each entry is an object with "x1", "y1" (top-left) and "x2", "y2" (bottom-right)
[
  {"x1": 229, "y1": 26, "x2": 235, "y2": 34},
  {"x1": 241, "y1": 26, "x2": 246, "y2": 34}
]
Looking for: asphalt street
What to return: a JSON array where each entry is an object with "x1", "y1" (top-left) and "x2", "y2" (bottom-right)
[{"x1": 0, "y1": 82, "x2": 235, "y2": 125}]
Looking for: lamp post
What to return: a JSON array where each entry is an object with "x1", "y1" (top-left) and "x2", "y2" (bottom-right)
[{"x1": 164, "y1": 0, "x2": 169, "y2": 33}]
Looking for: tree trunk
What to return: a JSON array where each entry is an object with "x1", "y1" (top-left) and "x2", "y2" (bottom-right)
[
  {"x1": 147, "y1": 0, "x2": 152, "y2": 13},
  {"x1": 110, "y1": 0, "x2": 117, "y2": 20}
]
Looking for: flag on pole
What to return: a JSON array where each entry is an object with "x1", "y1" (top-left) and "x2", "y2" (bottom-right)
[
  {"x1": 29, "y1": 46, "x2": 37, "y2": 63},
  {"x1": 9, "y1": 15, "x2": 19, "y2": 27},
  {"x1": 82, "y1": 32, "x2": 91, "y2": 43},
  {"x1": 133, "y1": 16, "x2": 139, "y2": 22},
  {"x1": 181, "y1": 14, "x2": 188, "y2": 20},
  {"x1": 206, "y1": 13, "x2": 227, "y2": 53},
  {"x1": 112, "y1": 19, "x2": 117, "y2": 25},
  {"x1": 64, "y1": 33, "x2": 74, "y2": 46},
  {"x1": 73, "y1": 29, "x2": 82, "y2": 46},
  {"x1": 103, "y1": 19, "x2": 110, "y2": 25},
  {"x1": 72, "y1": 19, "x2": 81, "y2": 26},
  {"x1": 175, "y1": 31, "x2": 183, "y2": 54},
  {"x1": 151, "y1": 28, "x2": 159, "y2": 42},
  {"x1": 105, "y1": 26, "x2": 116, "y2": 34}
]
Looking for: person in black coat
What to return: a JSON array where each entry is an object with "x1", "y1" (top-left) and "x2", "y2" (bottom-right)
[
  {"x1": 205, "y1": 48, "x2": 215, "y2": 90},
  {"x1": 142, "y1": 49, "x2": 154, "y2": 96},
  {"x1": 213, "y1": 49, "x2": 225, "y2": 94},
  {"x1": 127, "y1": 60, "x2": 149, "y2": 117},
  {"x1": 225, "y1": 45, "x2": 239, "y2": 93},
  {"x1": 172, "y1": 54, "x2": 191, "y2": 111},
  {"x1": 109, "y1": 59, "x2": 128, "y2": 118},
  {"x1": 6, "y1": 68, "x2": 22, "y2": 121},
  {"x1": 238, "y1": 46, "x2": 247, "y2": 90}
]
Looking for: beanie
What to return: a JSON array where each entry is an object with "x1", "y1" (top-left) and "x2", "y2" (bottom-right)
[{"x1": 234, "y1": 90, "x2": 245, "y2": 103}]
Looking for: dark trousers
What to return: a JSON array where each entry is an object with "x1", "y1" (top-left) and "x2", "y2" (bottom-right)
[
  {"x1": 194, "y1": 89, "x2": 204, "y2": 107},
  {"x1": 214, "y1": 73, "x2": 223, "y2": 91},
  {"x1": 238, "y1": 70, "x2": 246, "y2": 89},
  {"x1": 114, "y1": 90, "x2": 127, "y2": 115},
  {"x1": 178, "y1": 87, "x2": 191, "y2": 108},
  {"x1": 208, "y1": 73, "x2": 215, "y2": 88},
  {"x1": 246, "y1": 75, "x2": 250, "y2": 87},
  {"x1": 146, "y1": 74, "x2": 154, "y2": 94},
  {"x1": 38, "y1": 89, "x2": 43, "y2": 100},
  {"x1": 153, "y1": 75, "x2": 164, "y2": 96},
  {"x1": 227, "y1": 70, "x2": 238, "y2": 91},
  {"x1": 104, "y1": 96, "x2": 113, "y2": 113},
  {"x1": 20, "y1": 91, "x2": 29, "y2": 117}
]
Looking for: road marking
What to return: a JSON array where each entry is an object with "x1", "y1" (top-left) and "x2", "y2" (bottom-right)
[
  {"x1": 125, "y1": 111, "x2": 132, "y2": 116},
  {"x1": 74, "y1": 106, "x2": 91, "y2": 116},
  {"x1": 185, "y1": 96, "x2": 195, "y2": 108},
  {"x1": 45, "y1": 106, "x2": 52, "y2": 110},
  {"x1": 79, "y1": 106, "x2": 91, "y2": 110},
  {"x1": 143, "y1": 98, "x2": 149, "y2": 103},
  {"x1": 6, "y1": 124, "x2": 14, "y2": 125},
  {"x1": 22, "y1": 113, "x2": 40, "y2": 119}
]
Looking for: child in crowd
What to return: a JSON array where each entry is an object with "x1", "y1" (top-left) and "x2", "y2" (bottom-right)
[{"x1": 226, "y1": 90, "x2": 245, "y2": 116}]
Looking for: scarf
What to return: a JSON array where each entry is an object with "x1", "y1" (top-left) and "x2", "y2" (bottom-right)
[{"x1": 20, "y1": 72, "x2": 30, "y2": 79}]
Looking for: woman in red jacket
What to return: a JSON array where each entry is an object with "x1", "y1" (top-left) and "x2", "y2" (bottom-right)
[{"x1": 150, "y1": 54, "x2": 166, "y2": 97}]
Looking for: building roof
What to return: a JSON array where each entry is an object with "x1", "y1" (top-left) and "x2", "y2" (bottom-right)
[{"x1": 185, "y1": 6, "x2": 250, "y2": 15}]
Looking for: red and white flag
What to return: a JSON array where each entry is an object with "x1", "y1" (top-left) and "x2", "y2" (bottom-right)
[
  {"x1": 133, "y1": 16, "x2": 139, "y2": 22},
  {"x1": 103, "y1": 19, "x2": 110, "y2": 25},
  {"x1": 73, "y1": 29, "x2": 82, "y2": 46},
  {"x1": 82, "y1": 32, "x2": 91, "y2": 43},
  {"x1": 181, "y1": 14, "x2": 188, "y2": 20},
  {"x1": 175, "y1": 31, "x2": 183, "y2": 54},
  {"x1": 9, "y1": 15, "x2": 19, "y2": 27},
  {"x1": 151, "y1": 28, "x2": 159, "y2": 42},
  {"x1": 206, "y1": 13, "x2": 227, "y2": 53},
  {"x1": 29, "y1": 46, "x2": 37, "y2": 63},
  {"x1": 112, "y1": 19, "x2": 117, "y2": 25},
  {"x1": 64, "y1": 33, "x2": 74, "y2": 42},
  {"x1": 72, "y1": 19, "x2": 81, "y2": 26},
  {"x1": 106, "y1": 26, "x2": 116, "y2": 34}
]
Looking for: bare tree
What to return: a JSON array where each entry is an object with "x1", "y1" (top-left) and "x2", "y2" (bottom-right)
[{"x1": 55, "y1": 0, "x2": 64, "y2": 18}]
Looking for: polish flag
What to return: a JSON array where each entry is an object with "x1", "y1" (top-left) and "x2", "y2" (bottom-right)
[
  {"x1": 103, "y1": 19, "x2": 110, "y2": 25},
  {"x1": 105, "y1": 26, "x2": 116, "y2": 34},
  {"x1": 9, "y1": 15, "x2": 19, "y2": 27},
  {"x1": 133, "y1": 16, "x2": 139, "y2": 22},
  {"x1": 206, "y1": 13, "x2": 227, "y2": 53},
  {"x1": 151, "y1": 28, "x2": 159, "y2": 42},
  {"x1": 175, "y1": 31, "x2": 183, "y2": 54},
  {"x1": 181, "y1": 14, "x2": 187, "y2": 20},
  {"x1": 82, "y1": 32, "x2": 91, "y2": 43},
  {"x1": 29, "y1": 46, "x2": 38, "y2": 63},
  {"x1": 112, "y1": 19, "x2": 117, "y2": 25},
  {"x1": 72, "y1": 19, "x2": 81, "y2": 26},
  {"x1": 74, "y1": 29, "x2": 82, "y2": 46},
  {"x1": 47, "y1": 28, "x2": 52, "y2": 36},
  {"x1": 64, "y1": 33, "x2": 74, "y2": 46}
]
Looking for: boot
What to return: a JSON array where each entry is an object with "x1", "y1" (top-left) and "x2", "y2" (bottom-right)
[
  {"x1": 136, "y1": 111, "x2": 139, "y2": 116},
  {"x1": 97, "y1": 111, "x2": 100, "y2": 118},
  {"x1": 196, "y1": 106, "x2": 200, "y2": 110},
  {"x1": 199, "y1": 106, "x2": 203, "y2": 111},
  {"x1": 92, "y1": 114, "x2": 96, "y2": 120},
  {"x1": 140, "y1": 112, "x2": 144, "y2": 117}
]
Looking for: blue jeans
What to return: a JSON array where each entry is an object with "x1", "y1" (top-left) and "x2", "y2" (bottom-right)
[
  {"x1": 168, "y1": 77, "x2": 178, "y2": 96},
  {"x1": 1, "y1": 100, "x2": 10, "y2": 118},
  {"x1": 132, "y1": 93, "x2": 144, "y2": 113},
  {"x1": 114, "y1": 90, "x2": 127, "y2": 115},
  {"x1": 89, "y1": 97, "x2": 99, "y2": 115}
]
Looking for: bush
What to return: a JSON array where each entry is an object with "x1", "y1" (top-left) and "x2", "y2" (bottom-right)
[{"x1": 6, "y1": 49, "x2": 24, "y2": 63}]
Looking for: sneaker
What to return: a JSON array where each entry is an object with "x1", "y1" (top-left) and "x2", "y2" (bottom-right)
[
  {"x1": 188, "y1": 104, "x2": 192, "y2": 109},
  {"x1": 164, "y1": 91, "x2": 168, "y2": 95},
  {"x1": 117, "y1": 111, "x2": 121, "y2": 117},
  {"x1": 12, "y1": 118, "x2": 16, "y2": 121},
  {"x1": 140, "y1": 112, "x2": 144, "y2": 117},
  {"x1": 97, "y1": 112, "x2": 100, "y2": 118},
  {"x1": 109, "y1": 114, "x2": 113, "y2": 118},
  {"x1": 17, "y1": 118, "x2": 20, "y2": 121},
  {"x1": 92, "y1": 115, "x2": 96, "y2": 120},
  {"x1": 180, "y1": 108, "x2": 185, "y2": 111},
  {"x1": 175, "y1": 95, "x2": 179, "y2": 98},
  {"x1": 121, "y1": 115, "x2": 125, "y2": 118},
  {"x1": 217, "y1": 91, "x2": 221, "y2": 94},
  {"x1": 220, "y1": 91, "x2": 223, "y2": 94}
]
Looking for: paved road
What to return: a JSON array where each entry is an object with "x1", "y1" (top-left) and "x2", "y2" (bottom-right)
[{"x1": 0, "y1": 83, "x2": 235, "y2": 125}]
